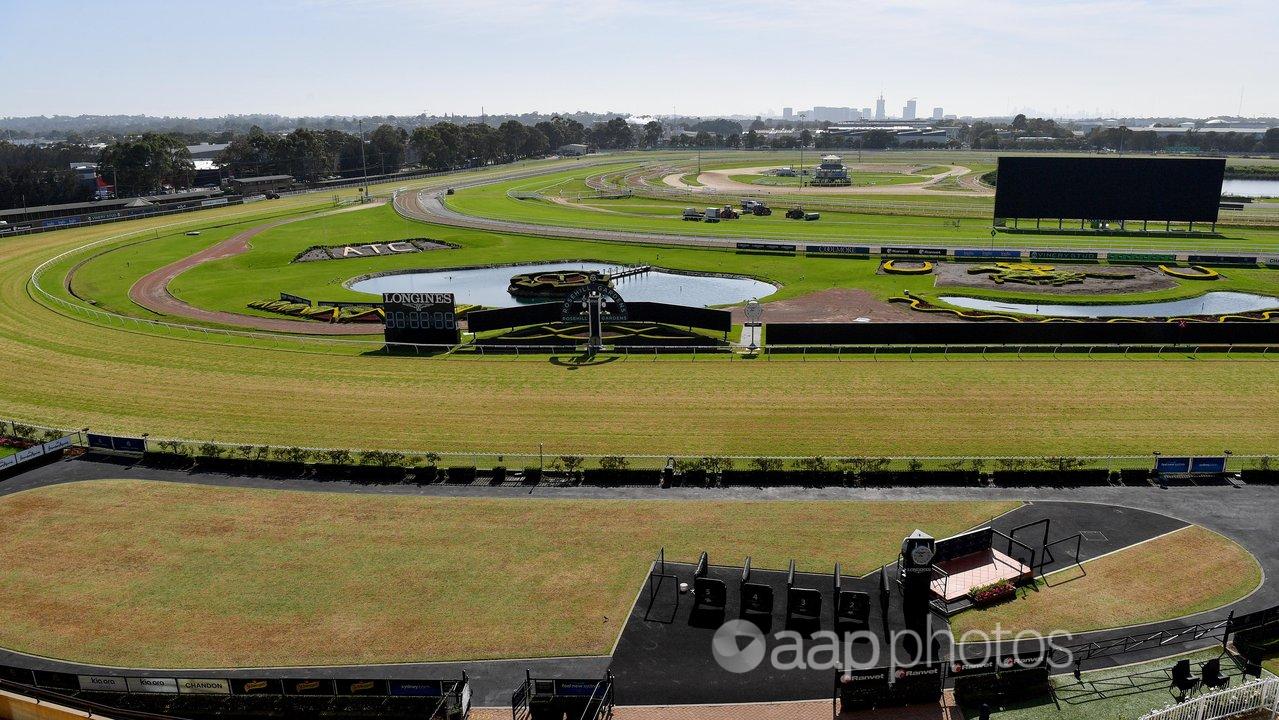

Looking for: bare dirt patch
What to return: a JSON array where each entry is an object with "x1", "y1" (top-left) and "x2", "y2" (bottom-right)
[
  {"x1": 932, "y1": 262, "x2": 1177, "y2": 296},
  {"x1": 729, "y1": 288, "x2": 962, "y2": 324}
]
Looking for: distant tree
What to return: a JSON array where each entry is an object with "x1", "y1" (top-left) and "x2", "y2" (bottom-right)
[
  {"x1": 520, "y1": 126, "x2": 549, "y2": 157},
  {"x1": 689, "y1": 118, "x2": 743, "y2": 137},
  {"x1": 497, "y1": 120, "x2": 528, "y2": 160},
  {"x1": 97, "y1": 133, "x2": 194, "y2": 195},
  {"x1": 745, "y1": 129, "x2": 759, "y2": 149},
  {"x1": 641, "y1": 120, "x2": 663, "y2": 148},
  {"x1": 368, "y1": 123, "x2": 408, "y2": 172},
  {"x1": 860, "y1": 129, "x2": 897, "y2": 150},
  {"x1": 799, "y1": 129, "x2": 813, "y2": 147},
  {"x1": 1011, "y1": 114, "x2": 1028, "y2": 130},
  {"x1": 1260, "y1": 128, "x2": 1279, "y2": 153}
]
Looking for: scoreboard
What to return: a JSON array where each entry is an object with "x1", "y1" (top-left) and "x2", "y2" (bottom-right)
[{"x1": 382, "y1": 292, "x2": 459, "y2": 345}]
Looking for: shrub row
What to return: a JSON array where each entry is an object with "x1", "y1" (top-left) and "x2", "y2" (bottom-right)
[{"x1": 120, "y1": 452, "x2": 1259, "y2": 490}]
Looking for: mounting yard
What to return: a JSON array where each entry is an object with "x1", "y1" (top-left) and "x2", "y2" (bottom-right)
[
  {"x1": 949, "y1": 525, "x2": 1261, "y2": 636},
  {"x1": 0, "y1": 480, "x2": 1016, "y2": 667}
]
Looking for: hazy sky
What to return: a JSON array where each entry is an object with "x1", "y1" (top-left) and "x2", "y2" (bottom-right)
[{"x1": 2, "y1": 0, "x2": 1276, "y2": 119}]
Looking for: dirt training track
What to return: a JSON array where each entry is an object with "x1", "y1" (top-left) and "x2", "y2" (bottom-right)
[
  {"x1": 665, "y1": 164, "x2": 992, "y2": 196},
  {"x1": 127, "y1": 203, "x2": 385, "y2": 335}
]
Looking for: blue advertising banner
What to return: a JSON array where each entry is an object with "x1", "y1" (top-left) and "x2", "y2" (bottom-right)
[
  {"x1": 1155, "y1": 457, "x2": 1192, "y2": 474},
  {"x1": 1190, "y1": 456, "x2": 1227, "y2": 474},
  {"x1": 388, "y1": 679, "x2": 444, "y2": 697}
]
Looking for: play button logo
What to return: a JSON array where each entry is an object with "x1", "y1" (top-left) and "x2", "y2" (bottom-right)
[{"x1": 712, "y1": 619, "x2": 766, "y2": 674}]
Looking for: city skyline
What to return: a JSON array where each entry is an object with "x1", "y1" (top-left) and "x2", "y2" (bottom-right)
[{"x1": 1, "y1": 0, "x2": 1276, "y2": 119}]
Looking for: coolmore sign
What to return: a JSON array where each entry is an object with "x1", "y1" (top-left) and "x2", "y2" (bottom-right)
[{"x1": 1, "y1": 434, "x2": 75, "y2": 472}]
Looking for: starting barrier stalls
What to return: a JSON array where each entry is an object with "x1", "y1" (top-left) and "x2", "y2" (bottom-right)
[
  {"x1": 739, "y1": 557, "x2": 774, "y2": 622},
  {"x1": 691, "y1": 552, "x2": 727, "y2": 620},
  {"x1": 511, "y1": 671, "x2": 614, "y2": 720},
  {"x1": 0, "y1": 665, "x2": 471, "y2": 720},
  {"x1": 834, "y1": 563, "x2": 872, "y2": 633},
  {"x1": 786, "y1": 560, "x2": 823, "y2": 632}
]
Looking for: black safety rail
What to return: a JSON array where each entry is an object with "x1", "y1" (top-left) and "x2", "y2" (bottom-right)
[
  {"x1": 1041, "y1": 533, "x2": 1085, "y2": 578},
  {"x1": 0, "y1": 677, "x2": 183, "y2": 720},
  {"x1": 1008, "y1": 518, "x2": 1051, "y2": 571},
  {"x1": 1057, "y1": 616, "x2": 1233, "y2": 665},
  {"x1": 644, "y1": 547, "x2": 680, "y2": 622},
  {"x1": 577, "y1": 673, "x2": 615, "y2": 720}
]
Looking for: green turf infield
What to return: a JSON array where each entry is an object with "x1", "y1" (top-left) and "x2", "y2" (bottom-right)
[
  {"x1": 4, "y1": 153, "x2": 1279, "y2": 457},
  {"x1": 0, "y1": 480, "x2": 1016, "y2": 666}
]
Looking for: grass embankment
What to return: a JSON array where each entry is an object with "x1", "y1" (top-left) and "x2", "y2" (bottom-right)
[
  {"x1": 0, "y1": 480, "x2": 1014, "y2": 666},
  {"x1": 950, "y1": 526, "x2": 1260, "y2": 637}
]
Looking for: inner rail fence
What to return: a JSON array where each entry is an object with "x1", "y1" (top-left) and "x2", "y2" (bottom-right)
[
  {"x1": 1139, "y1": 677, "x2": 1279, "y2": 720},
  {"x1": 3, "y1": 417, "x2": 1274, "y2": 476}
]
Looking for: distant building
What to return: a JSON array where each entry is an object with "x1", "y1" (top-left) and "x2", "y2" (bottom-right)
[
  {"x1": 932, "y1": 107, "x2": 944, "y2": 120},
  {"x1": 811, "y1": 106, "x2": 858, "y2": 123},
  {"x1": 558, "y1": 143, "x2": 589, "y2": 156},
  {"x1": 782, "y1": 107, "x2": 793, "y2": 120},
  {"x1": 875, "y1": 96, "x2": 886, "y2": 120},
  {"x1": 811, "y1": 155, "x2": 851, "y2": 186},
  {"x1": 227, "y1": 175, "x2": 294, "y2": 195},
  {"x1": 862, "y1": 107, "x2": 872, "y2": 119},
  {"x1": 903, "y1": 99, "x2": 917, "y2": 120}
]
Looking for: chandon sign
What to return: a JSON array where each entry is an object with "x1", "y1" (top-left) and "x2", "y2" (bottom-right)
[{"x1": 383, "y1": 292, "x2": 459, "y2": 346}]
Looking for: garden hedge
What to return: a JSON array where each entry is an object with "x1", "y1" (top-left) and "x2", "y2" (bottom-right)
[
  {"x1": 991, "y1": 469, "x2": 1112, "y2": 487},
  {"x1": 859, "y1": 470, "x2": 981, "y2": 487},
  {"x1": 581, "y1": 468, "x2": 661, "y2": 487},
  {"x1": 445, "y1": 466, "x2": 477, "y2": 484},
  {"x1": 1241, "y1": 469, "x2": 1279, "y2": 485}
]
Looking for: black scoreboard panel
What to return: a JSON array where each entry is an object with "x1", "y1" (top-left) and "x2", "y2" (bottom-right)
[
  {"x1": 994, "y1": 156, "x2": 1224, "y2": 222},
  {"x1": 382, "y1": 292, "x2": 459, "y2": 345}
]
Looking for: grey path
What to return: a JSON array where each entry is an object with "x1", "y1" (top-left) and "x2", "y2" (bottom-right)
[
  {"x1": 1, "y1": 457, "x2": 1275, "y2": 704},
  {"x1": 397, "y1": 181, "x2": 1279, "y2": 263}
]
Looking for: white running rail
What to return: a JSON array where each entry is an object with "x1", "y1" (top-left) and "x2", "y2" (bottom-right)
[{"x1": 1139, "y1": 677, "x2": 1279, "y2": 720}]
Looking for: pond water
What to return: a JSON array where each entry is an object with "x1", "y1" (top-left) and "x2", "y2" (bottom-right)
[
  {"x1": 349, "y1": 262, "x2": 777, "y2": 308},
  {"x1": 939, "y1": 291, "x2": 1279, "y2": 318},
  {"x1": 1221, "y1": 179, "x2": 1279, "y2": 198}
]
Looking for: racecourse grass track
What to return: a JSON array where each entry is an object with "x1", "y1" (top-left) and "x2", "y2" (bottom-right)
[
  {"x1": 0, "y1": 480, "x2": 1015, "y2": 667},
  {"x1": 3, "y1": 151, "x2": 1279, "y2": 456},
  {"x1": 948, "y1": 525, "x2": 1261, "y2": 636}
]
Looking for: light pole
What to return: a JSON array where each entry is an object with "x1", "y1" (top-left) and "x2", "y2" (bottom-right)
[
  {"x1": 797, "y1": 112, "x2": 806, "y2": 192},
  {"x1": 358, "y1": 118, "x2": 369, "y2": 202}
]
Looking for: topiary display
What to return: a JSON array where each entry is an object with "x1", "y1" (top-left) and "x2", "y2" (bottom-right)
[{"x1": 506, "y1": 270, "x2": 598, "y2": 298}]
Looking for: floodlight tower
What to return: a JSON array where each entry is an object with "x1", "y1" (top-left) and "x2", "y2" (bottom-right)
[{"x1": 797, "y1": 111, "x2": 806, "y2": 192}]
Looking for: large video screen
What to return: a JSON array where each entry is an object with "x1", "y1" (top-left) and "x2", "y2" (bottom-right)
[{"x1": 993, "y1": 156, "x2": 1224, "y2": 222}]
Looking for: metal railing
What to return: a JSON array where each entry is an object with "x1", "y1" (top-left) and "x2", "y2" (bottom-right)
[{"x1": 1139, "y1": 677, "x2": 1279, "y2": 720}]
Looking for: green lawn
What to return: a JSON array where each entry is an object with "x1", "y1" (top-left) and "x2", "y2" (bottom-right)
[
  {"x1": 0, "y1": 447, "x2": 15, "y2": 459},
  {"x1": 5, "y1": 155, "x2": 1279, "y2": 457},
  {"x1": 726, "y1": 172, "x2": 924, "y2": 188},
  {"x1": 75, "y1": 202, "x2": 1274, "y2": 322},
  {"x1": 0, "y1": 479, "x2": 1014, "y2": 666},
  {"x1": 949, "y1": 526, "x2": 1261, "y2": 636},
  {"x1": 444, "y1": 164, "x2": 1279, "y2": 252},
  {"x1": 959, "y1": 648, "x2": 1264, "y2": 720}
]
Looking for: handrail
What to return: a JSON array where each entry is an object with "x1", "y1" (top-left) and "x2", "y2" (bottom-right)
[{"x1": 1042, "y1": 532, "x2": 1085, "y2": 578}]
